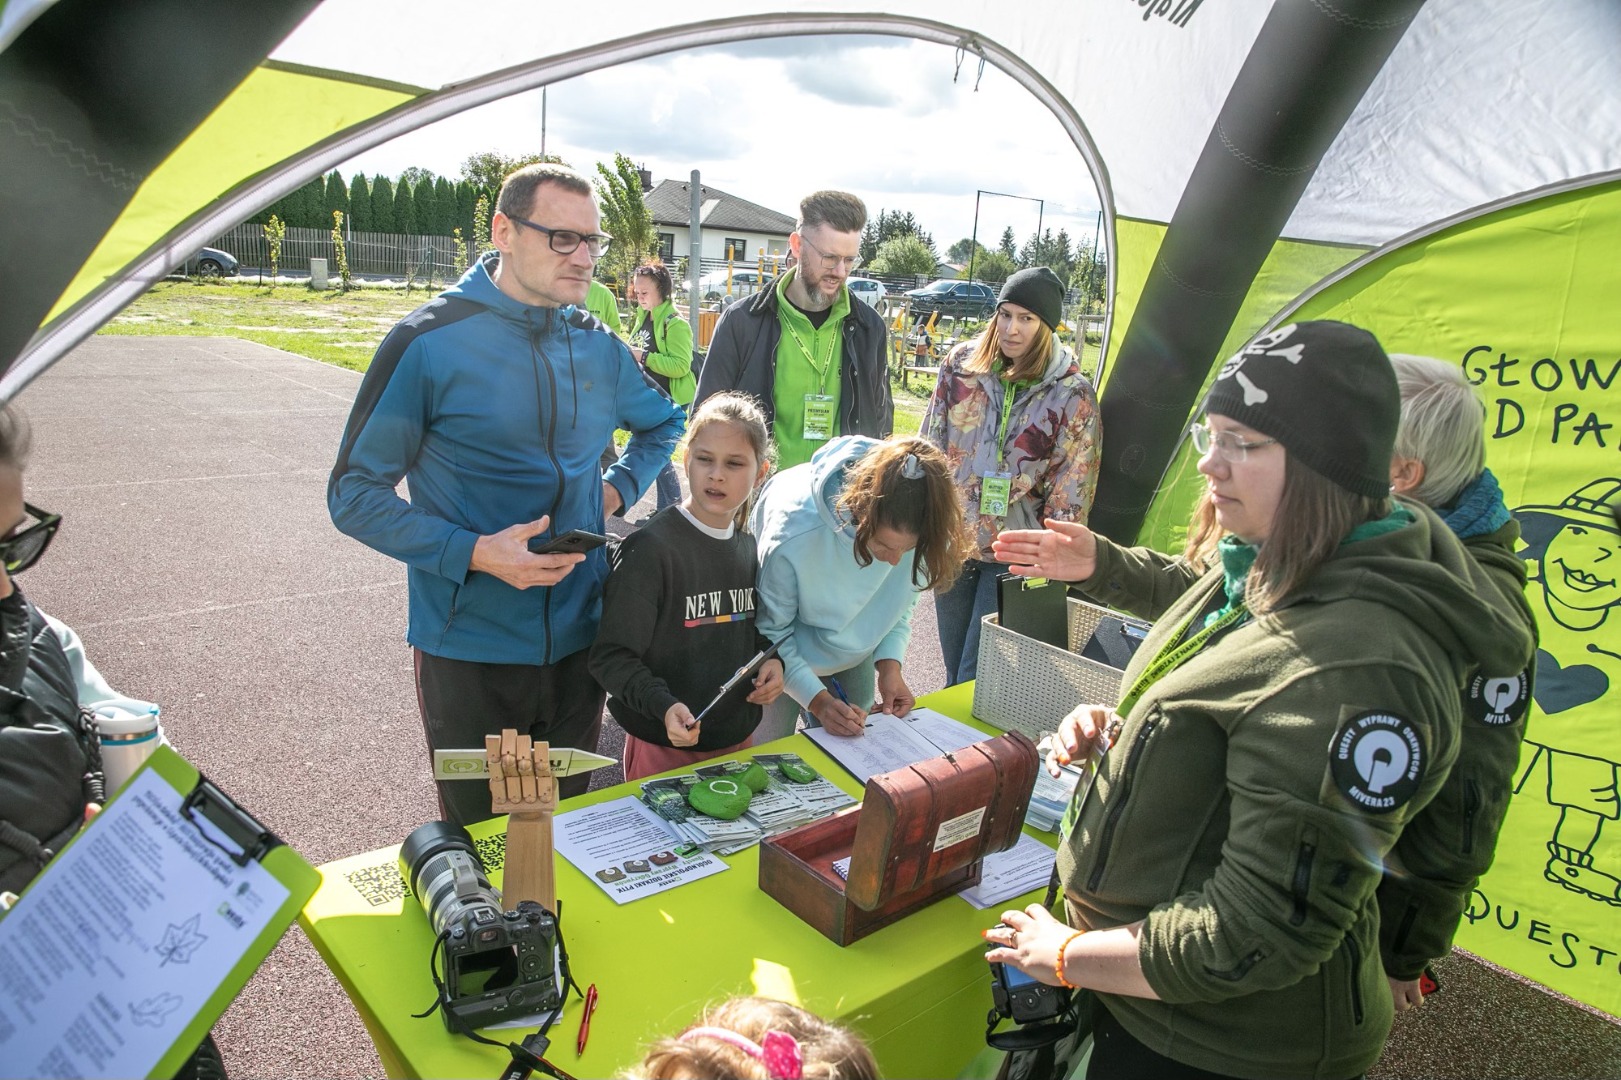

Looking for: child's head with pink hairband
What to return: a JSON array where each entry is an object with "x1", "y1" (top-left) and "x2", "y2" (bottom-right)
[{"x1": 631, "y1": 996, "x2": 877, "y2": 1080}]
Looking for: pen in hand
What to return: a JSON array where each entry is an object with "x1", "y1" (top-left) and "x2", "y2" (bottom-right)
[
  {"x1": 824, "y1": 677, "x2": 869, "y2": 736},
  {"x1": 576, "y1": 983, "x2": 598, "y2": 1057}
]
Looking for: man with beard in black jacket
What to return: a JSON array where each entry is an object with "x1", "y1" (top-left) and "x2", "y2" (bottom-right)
[{"x1": 694, "y1": 190, "x2": 892, "y2": 470}]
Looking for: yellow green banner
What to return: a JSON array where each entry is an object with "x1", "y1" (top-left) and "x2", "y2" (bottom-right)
[{"x1": 1286, "y1": 179, "x2": 1621, "y2": 1017}]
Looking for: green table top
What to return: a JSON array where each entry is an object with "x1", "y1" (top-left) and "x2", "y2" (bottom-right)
[{"x1": 299, "y1": 684, "x2": 1056, "y2": 1078}]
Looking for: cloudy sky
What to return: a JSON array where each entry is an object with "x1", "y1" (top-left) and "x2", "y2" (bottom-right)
[{"x1": 337, "y1": 35, "x2": 1105, "y2": 262}]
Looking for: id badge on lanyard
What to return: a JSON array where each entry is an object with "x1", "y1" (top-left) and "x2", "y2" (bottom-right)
[
  {"x1": 980, "y1": 473, "x2": 1012, "y2": 517},
  {"x1": 803, "y1": 394, "x2": 835, "y2": 441},
  {"x1": 980, "y1": 381, "x2": 1023, "y2": 518}
]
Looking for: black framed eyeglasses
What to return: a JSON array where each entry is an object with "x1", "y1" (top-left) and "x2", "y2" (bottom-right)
[
  {"x1": 1, "y1": 503, "x2": 60, "y2": 575},
  {"x1": 507, "y1": 216, "x2": 612, "y2": 258}
]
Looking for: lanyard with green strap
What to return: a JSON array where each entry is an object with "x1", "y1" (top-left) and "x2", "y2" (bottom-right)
[
  {"x1": 980, "y1": 379, "x2": 1026, "y2": 517},
  {"x1": 1056, "y1": 598, "x2": 1247, "y2": 842},
  {"x1": 1115, "y1": 601, "x2": 1248, "y2": 716},
  {"x1": 782, "y1": 301, "x2": 838, "y2": 441},
  {"x1": 995, "y1": 379, "x2": 1027, "y2": 468},
  {"x1": 781, "y1": 319, "x2": 835, "y2": 395}
]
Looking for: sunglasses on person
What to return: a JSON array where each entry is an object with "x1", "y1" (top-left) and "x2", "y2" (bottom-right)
[
  {"x1": 507, "y1": 216, "x2": 613, "y2": 258},
  {"x1": 1, "y1": 503, "x2": 61, "y2": 575}
]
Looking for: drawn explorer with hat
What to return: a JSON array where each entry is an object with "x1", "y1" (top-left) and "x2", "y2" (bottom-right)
[{"x1": 1511, "y1": 477, "x2": 1621, "y2": 906}]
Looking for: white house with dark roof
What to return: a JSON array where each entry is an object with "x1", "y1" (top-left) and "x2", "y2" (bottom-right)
[{"x1": 644, "y1": 178, "x2": 796, "y2": 267}]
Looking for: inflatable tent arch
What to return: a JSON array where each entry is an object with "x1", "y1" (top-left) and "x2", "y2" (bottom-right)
[
  {"x1": 3, "y1": 0, "x2": 1619, "y2": 1018},
  {"x1": 2, "y1": 12, "x2": 1123, "y2": 402}
]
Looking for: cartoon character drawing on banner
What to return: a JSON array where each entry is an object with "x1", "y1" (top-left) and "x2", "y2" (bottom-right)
[{"x1": 1511, "y1": 478, "x2": 1621, "y2": 907}]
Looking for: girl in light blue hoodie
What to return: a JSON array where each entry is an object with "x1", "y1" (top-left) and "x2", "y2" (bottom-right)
[{"x1": 751, "y1": 436, "x2": 972, "y2": 741}]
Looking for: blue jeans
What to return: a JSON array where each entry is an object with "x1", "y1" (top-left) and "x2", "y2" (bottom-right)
[
  {"x1": 654, "y1": 461, "x2": 683, "y2": 511},
  {"x1": 755, "y1": 656, "x2": 877, "y2": 743},
  {"x1": 934, "y1": 559, "x2": 1002, "y2": 686}
]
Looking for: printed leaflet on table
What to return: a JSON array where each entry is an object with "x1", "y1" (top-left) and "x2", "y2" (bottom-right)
[{"x1": 553, "y1": 796, "x2": 728, "y2": 904}]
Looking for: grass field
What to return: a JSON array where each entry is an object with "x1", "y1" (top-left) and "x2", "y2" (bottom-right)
[
  {"x1": 99, "y1": 279, "x2": 935, "y2": 432},
  {"x1": 99, "y1": 280, "x2": 429, "y2": 372}
]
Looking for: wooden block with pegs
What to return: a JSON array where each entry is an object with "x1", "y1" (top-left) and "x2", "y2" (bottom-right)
[{"x1": 485, "y1": 729, "x2": 558, "y2": 914}]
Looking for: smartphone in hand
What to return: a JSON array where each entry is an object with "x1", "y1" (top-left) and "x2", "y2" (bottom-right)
[{"x1": 528, "y1": 529, "x2": 609, "y2": 556}]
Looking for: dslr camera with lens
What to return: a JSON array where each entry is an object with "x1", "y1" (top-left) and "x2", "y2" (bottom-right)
[{"x1": 400, "y1": 821, "x2": 564, "y2": 1031}]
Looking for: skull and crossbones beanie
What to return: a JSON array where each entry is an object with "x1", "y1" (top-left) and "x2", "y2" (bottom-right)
[{"x1": 1202, "y1": 320, "x2": 1399, "y2": 498}]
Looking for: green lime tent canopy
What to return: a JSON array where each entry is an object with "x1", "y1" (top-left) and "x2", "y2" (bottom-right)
[{"x1": 3, "y1": 0, "x2": 1619, "y2": 1016}]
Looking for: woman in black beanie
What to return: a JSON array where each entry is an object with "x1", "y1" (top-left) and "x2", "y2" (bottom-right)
[
  {"x1": 919, "y1": 266, "x2": 1100, "y2": 684},
  {"x1": 983, "y1": 321, "x2": 1535, "y2": 1080}
]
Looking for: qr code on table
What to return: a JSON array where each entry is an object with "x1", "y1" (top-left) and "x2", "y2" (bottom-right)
[
  {"x1": 340, "y1": 832, "x2": 507, "y2": 907},
  {"x1": 473, "y1": 831, "x2": 507, "y2": 873},
  {"x1": 344, "y1": 861, "x2": 409, "y2": 907}
]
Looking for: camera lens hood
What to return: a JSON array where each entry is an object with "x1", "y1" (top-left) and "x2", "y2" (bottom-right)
[{"x1": 399, "y1": 820, "x2": 478, "y2": 895}]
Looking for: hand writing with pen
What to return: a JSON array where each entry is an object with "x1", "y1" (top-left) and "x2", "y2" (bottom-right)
[{"x1": 809, "y1": 660, "x2": 914, "y2": 737}]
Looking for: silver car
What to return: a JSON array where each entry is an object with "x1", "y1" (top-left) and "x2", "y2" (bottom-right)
[
  {"x1": 846, "y1": 277, "x2": 887, "y2": 307},
  {"x1": 177, "y1": 247, "x2": 239, "y2": 279}
]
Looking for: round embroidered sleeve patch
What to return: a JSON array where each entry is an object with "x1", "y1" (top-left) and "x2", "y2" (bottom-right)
[
  {"x1": 1464, "y1": 668, "x2": 1531, "y2": 726},
  {"x1": 1329, "y1": 711, "x2": 1426, "y2": 814}
]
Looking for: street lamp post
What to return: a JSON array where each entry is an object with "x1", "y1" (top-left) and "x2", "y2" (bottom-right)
[{"x1": 968, "y1": 189, "x2": 1044, "y2": 283}]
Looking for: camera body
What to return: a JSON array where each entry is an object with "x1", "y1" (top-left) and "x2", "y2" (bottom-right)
[
  {"x1": 401, "y1": 822, "x2": 563, "y2": 1031},
  {"x1": 987, "y1": 928, "x2": 1070, "y2": 1025}
]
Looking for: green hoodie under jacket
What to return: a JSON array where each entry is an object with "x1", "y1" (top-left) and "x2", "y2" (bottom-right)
[{"x1": 1063, "y1": 502, "x2": 1535, "y2": 1080}]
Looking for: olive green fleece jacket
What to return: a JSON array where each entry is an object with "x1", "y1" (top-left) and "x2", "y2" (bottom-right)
[
  {"x1": 1376, "y1": 517, "x2": 1537, "y2": 979},
  {"x1": 1062, "y1": 504, "x2": 1535, "y2": 1080}
]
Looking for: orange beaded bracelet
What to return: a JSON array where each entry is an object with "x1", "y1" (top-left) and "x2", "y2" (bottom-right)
[{"x1": 1055, "y1": 929, "x2": 1086, "y2": 990}]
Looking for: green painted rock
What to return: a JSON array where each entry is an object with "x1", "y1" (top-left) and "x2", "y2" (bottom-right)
[
  {"x1": 687, "y1": 778, "x2": 752, "y2": 820},
  {"x1": 739, "y1": 762, "x2": 771, "y2": 793},
  {"x1": 778, "y1": 760, "x2": 820, "y2": 784}
]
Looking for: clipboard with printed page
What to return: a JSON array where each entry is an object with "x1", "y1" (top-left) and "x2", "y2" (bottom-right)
[{"x1": 0, "y1": 744, "x2": 318, "y2": 1080}]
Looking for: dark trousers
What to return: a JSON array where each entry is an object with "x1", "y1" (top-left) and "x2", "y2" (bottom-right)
[
  {"x1": 933, "y1": 558, "x2": 1001, "y2": 686},
  {"x1": 413, "y1": 647, "x2": 605, "y2": 826},
  {"x1": 1088, "y1": 1001, "x2": 1361, "y2": 1080}
]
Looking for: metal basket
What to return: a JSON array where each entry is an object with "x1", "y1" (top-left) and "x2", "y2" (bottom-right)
[{"x1": 971, "y1": 597, "x2": 1129, "y2": 744}]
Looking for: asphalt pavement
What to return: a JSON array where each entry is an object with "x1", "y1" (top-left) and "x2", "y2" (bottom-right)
[{"x1": 16, "y1": 336, "x2": 1618, "y2": 1078}]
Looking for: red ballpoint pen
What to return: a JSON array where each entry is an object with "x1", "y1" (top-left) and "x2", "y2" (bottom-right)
[{"x1": 576, "y1": 983, "x2": 599, "y2": 1057}]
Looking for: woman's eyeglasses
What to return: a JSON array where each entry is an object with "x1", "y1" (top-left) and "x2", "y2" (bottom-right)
[
  {"x1": 1188, "y1": 423, "x2": 1277, "y2": 463},
  {"x1": 1, "y1": 503, "x2": 60, "y2": 575}
]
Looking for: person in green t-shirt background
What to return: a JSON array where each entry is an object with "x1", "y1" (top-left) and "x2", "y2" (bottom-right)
[
  {"x1": 627, "y1": 261, "x2": 697, "y2": 515},
  {"x1": 694, "y1": 191, "x2": 892, "y2": 470},
  {"x1": 585, "y1": 277, "x2": 624, "y2": 338},
  {"x1": 587, "y1": 273, "x2": 629, "y2": 479}
]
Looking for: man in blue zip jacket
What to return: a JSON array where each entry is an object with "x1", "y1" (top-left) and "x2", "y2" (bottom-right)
[{"x1": 329, "y1": 164, "x2": 684, "y2": 824}]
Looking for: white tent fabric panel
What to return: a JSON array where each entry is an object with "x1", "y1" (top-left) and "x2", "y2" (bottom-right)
[
  {"x1": 270, "y1": 0, "x2": 1621, "y2": 249},
  {"x1": 270, "y1": 0, "x2": 1274, "y2": 224},
  {"x1": 1285, "y1": 0, "x2": 1621, "y2": 244}
]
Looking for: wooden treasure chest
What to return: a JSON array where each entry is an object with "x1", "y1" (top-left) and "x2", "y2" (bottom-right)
[{"x1": 759, "y1": 731, "x2": 1039, "y2": 946}]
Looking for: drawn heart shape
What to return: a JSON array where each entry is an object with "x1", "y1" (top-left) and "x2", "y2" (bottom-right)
[{"x1": 1532, "y1": 649, "x2": 1609, "y2": 714}]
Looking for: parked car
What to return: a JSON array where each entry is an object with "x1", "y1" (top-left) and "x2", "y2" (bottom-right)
[
  {"x1": 697, "y1": 267, "x2": 773, "y2": 302},
  {"x1": 902, "y1": 279, "x2": 997, "y2": 320},
  {"x1": 846, "y1": 277, "x2": 887, "y2": 307},
  {"x1": 177, "y1": 247, "x2": 238, "y2": 279}
]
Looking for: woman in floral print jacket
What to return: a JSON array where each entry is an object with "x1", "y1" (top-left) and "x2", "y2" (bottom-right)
[{"x1": 920, "y1": 267, "x2": 1100, "y2": 685}]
